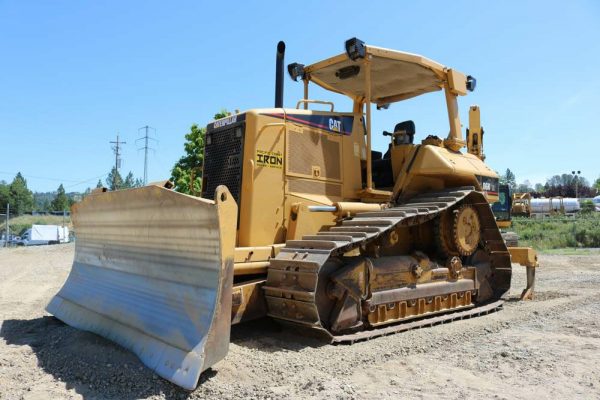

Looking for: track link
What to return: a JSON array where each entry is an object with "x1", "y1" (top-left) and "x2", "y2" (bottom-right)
[{"x1": 263, "y1": 188, "x2": 511, "y2": 341}]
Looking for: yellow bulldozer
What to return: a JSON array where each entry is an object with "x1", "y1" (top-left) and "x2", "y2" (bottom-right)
[{"x1": 48, "y1": 38, "x2": 535, "y2": 389}]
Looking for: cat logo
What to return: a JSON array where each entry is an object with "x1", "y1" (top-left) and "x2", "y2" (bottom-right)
[
  {"x1": 256, "y1": 149, "x2": 283, "y2": 169},
  {"x1": 329, "y1": 118, "x2": 342, "y2": 132}
]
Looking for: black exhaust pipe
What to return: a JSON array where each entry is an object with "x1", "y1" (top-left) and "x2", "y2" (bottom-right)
[{"x1": 275, "y1": 41, "x2": 285, "y2": 108}]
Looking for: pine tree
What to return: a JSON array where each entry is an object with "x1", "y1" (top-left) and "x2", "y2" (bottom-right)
[
  {"x1": 51, "y1": 184, "x2": 70, "y2": 211},
  {"x1": 106, "y1": 167, "x2": 123, "y2": 191},
  {"x1": 499, "y1": 169, "x2": 516, "y2": 191},
  {"x1": 0, "y1": 181, "x2": 9, "y2": 211},
  {"x1": 9, "y1": 172, "x2": 33, "y2": 215},
  {"x1": 123, "y1": 172, "x2": 135, "y2": 188}
]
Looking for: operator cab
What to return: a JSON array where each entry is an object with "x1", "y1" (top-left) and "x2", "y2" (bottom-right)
[
  {"x1": 372, "y1": 120, "x2": 416, "y2": 189},
  {"x1": 288, "y1": 37, "x2": 479, "y2": 199}
]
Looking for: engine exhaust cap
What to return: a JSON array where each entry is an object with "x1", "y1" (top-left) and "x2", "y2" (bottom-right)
[{"x1": 275, "y1": 41, "x2": 285, "y2": 108}]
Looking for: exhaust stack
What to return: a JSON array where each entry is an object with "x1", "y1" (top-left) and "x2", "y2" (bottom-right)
[{"x1": 275, "y1": 41, "x2": 285, "y2": 108}]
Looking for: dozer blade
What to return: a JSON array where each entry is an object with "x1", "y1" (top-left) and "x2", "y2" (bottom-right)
[{"x1": 46, "y1": 184, "x2": 237, "y2": 390}]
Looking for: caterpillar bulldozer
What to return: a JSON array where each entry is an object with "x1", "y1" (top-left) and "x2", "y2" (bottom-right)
[{"x1": 48, "y1": 38, "x2": 534, "y2": 390}]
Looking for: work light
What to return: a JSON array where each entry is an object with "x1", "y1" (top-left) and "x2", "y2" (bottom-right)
[
  {"x1": 345, "y1": 37, "x2": 366, "y2": 60},
  {"x1": 287, "y1": 63, "x2": 305, "y2": 81}
]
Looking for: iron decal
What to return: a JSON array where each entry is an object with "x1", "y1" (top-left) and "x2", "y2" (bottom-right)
[{"x1": 256, "y1": 150, "x2": 283, "y2": 169}]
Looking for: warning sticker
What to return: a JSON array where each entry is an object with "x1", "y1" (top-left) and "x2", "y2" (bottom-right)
[{"x1": 256, "y1": 150, "x2": 283, "y2": 169}]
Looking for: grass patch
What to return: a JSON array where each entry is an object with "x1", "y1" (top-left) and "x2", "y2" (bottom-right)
[
  {"x1": 511, "y1": 213, "x2": 600, "y2": 250},
  {"x1": 5, "y1": 215, "x2": 72, "y2": 236},
  {"x1": 539, "y1": 248, "x2": 600, "y2": 255}
]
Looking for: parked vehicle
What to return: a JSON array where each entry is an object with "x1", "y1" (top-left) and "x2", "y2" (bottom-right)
[
  {"x1": 17, "y1": 225, "x2": 69, "y2": 246},
  {"x1": 593, "y1": 196, "x2": 600, "y2": 212},
  {"x1": 0, "y1": 233, "x2": 19, "y2": 247}
]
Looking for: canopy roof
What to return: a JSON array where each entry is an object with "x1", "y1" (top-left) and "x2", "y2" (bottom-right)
[{"x1": 304, "y1": 45, "x2": 449, "y2": 106}]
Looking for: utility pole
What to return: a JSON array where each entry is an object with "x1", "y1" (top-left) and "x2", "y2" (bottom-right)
[
  {"x1": 110, "y1": 134, "x2": 126, "y2": 189},
  {"x1": 571, "y1": 170, "x2": 581, "y2": 198},
  {"x1": 5, "y1": 203, "x2": 9, "y2": 248},
  {"x1": 136, "y1": 126, "x2": 156, "y2": 185}
]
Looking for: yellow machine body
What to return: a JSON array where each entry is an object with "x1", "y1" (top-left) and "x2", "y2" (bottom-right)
[
  {"x1": 205, "y1": 108, "x2": 499, "y2": 251},
  {"x1": 512, "y1": 192, "x2": 532, "y2": 217},
  {"x1": 48, "y1": 39, "x2": 529, "y2": 390}
]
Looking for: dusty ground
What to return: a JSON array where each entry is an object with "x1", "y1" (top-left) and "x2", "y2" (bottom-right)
[{"x1": 1, "y1": 244, "x2": 599, "y2": 400}]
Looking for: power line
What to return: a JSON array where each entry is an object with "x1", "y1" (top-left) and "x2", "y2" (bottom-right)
[
  {"x1": 64, "y1": 173, "x2": 109, "y2": 189},
  {"x1": 110, "y1": 134, "x2": 126, "y2": 188},
  {"x1": 0, "y1": 170, "x2": 107, "y2": 190},
  {"x1": 136, "y1": 126, "x2": 157, "y2": 185},
  {"x1": 0, "y1": 170, "x2": 79, "y2": 183}
]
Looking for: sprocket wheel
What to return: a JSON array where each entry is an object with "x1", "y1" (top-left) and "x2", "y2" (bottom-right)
[
  {"x1": 435, "y1": 210, "x2": 459, "y2": 257},
  {"x1": 452, "y1": 204, "x2": 481, "y2": 256}
]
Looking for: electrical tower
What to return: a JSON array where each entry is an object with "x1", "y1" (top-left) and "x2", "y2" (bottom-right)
[
  {"x1": 136, "y1": 126, "x2": 156, "y2": 185},
  {"x1": 110, "y1": 134, "x2": 126, "y2": 189}
]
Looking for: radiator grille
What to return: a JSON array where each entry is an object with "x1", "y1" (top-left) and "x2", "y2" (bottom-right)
[
  {"x1": 288, "y1": 178, "x2": 342, "y2": 197},
  {"x1": 288, "y1": 130, "x2": 341, "y2": 180},
  {"x1": 202, "y1": 121, "x2": 245, "y2": 204}
]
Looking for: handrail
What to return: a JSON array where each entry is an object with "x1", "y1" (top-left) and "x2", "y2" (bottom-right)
[{"x1": 296, "y1": 99, "x2": 335, "y2": 112}]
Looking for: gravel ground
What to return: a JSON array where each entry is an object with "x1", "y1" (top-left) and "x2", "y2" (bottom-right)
[{"x1": 1, "y1": 244, "x2": 599, "y2": 399}]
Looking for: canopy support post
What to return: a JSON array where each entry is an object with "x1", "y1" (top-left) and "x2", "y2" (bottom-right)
[
  {"x1": 303, "y1": 79, "x2": 309, "y2": 109},
  {"x1": 443, "y1": 83, "x2": 466, "y2": 152},
  {"x1": 364, "y1": 57, "x2": 373, "y2": 190}
]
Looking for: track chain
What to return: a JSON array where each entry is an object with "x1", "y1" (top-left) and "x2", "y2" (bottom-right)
[{"x1": 263, "y1": 187, "x2": 511, "y2": 342}]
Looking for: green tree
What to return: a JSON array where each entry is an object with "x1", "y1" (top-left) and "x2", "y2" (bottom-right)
[
  {"x1": 516, "y1": 179, "x2": 532, "y2": 193},
  {"x1": 499, "y1": 168, "x2": 517, "y2": 191},
  {"x1": 121, "y1": 172, "x2": 144, "y2": 189},
  {"x1": 580, "y1": 199, "x2": 595, "y2": 213},
  {"x1": 594, "y1": 177, "x2": 600, "y2": 192},
  {"x1": 0, "y1": 180, "x2": 9, "y2": 211},
  {"x1": 123, "y1": 172, "x2": 135, "y2": 189},
  {"x1": 9, "y1": 172, "x2": 34, "y2": 215},
  {"x1": 533, "y1": 183, "x2": 544, "y2": 193},
  {"x1": 51, "y1": 184, "x2": 70, "y2": 211},
  {"x1": 96, "y1": 179, "x2": 104, "y2": 189},
  {"x1": 106, "y1": 167, "x2": 123, "y2": 190},
  {"x1": 171, "y1": 110, "x2": 230, "y2": 194},
  {"x1": 545, "y1": 174, "x2": 593, "y2": 197}
]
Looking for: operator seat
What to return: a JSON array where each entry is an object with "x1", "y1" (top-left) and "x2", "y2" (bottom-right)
[
  {"x1": 383, "y1": 120, "x2": 416, "y2": 146},
  {"x1": 373, "y1": 121, "x2": 415, "y2": 189},
  {"x1": 383, "y1": 120, "x2": 416, "y2": 159}
]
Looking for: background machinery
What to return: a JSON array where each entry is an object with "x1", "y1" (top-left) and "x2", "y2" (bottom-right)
[
  {"x1": 48, "y1": 39, "x2": 534, "y2": 390},
  {"x1": 492, "y1": 184, "x2": 538, "y2": 299},
  {"x1": 512, "y1": 192, "x2": 533, "y2": 217}
]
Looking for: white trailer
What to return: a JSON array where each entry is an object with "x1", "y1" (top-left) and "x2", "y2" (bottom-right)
[
  {"x1": 530, "y1": 198, "x2": 580, "y2": 215},
  {"x1": 18, "y1": 225, "x2": 70, "y2": 246}
]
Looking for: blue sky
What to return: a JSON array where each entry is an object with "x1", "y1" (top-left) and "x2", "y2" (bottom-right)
[{"x1": 1, "y1": 1, "x2": 599, "y2": 192}]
